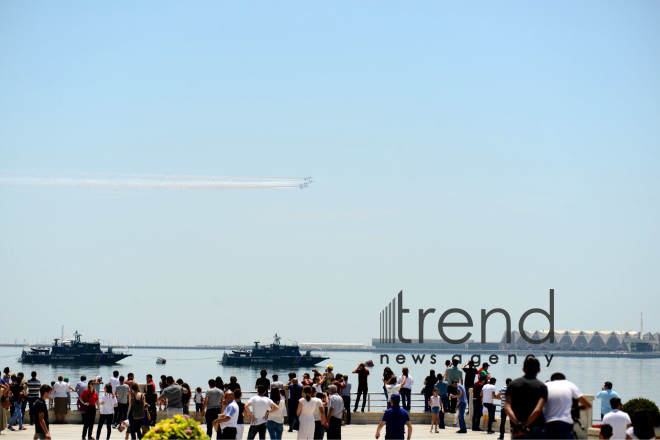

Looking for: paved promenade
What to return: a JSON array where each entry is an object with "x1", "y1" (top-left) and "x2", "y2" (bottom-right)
[{"x1": 0, "y1": 423, "x2": 505, "y2": 439}]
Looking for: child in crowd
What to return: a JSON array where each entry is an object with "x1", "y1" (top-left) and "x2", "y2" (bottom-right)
[
  {"x1": 430, "y1": 387, "x2": 443, "y2": 433},
  {"x1": 117, "y1": 418, "x2": 130, "y2": 440},
  {"x1": 141, "y1": 403, "x2": 152, "y2": 436},
  {"x1": 194, "y1": 387, "x2": 204, "y2": 421}
]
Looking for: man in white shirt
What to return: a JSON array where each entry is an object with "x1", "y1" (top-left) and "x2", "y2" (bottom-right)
[
  {"x1": 601, "y1": 398, "x2": 631, "y2": 440},
  {"x1": 543, "y1": 372, "x2": 592, "y2": 439},
  {"x1": 245, "y1": 385, "x2": 279, "y2": 440},
  {"x1": 109, "y1": 371, "x2": 120, "y2": 394},
  {"x1": 481, "y1": 377, "x2": 499, "y2": 434},
  {"x1": 214, "y1": 391, "x2": 239, "y2": 440}
]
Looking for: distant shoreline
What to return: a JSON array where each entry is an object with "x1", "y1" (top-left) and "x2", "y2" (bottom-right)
[{"x1": 3, "y1": 343, "x2": 659, "y2": 358}]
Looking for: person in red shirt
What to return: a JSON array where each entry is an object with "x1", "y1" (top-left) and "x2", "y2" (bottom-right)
[{"x1": 79, "y1": 380, "x2": 98, "y2": 440}]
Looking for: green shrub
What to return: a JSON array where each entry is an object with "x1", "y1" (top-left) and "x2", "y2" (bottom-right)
[{"x1": 622, "y1": 398, "x2": 660, "y2": 427}]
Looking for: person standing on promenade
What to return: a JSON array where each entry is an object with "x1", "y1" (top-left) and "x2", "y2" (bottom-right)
[
  {"x1": 159, "y1": 376, "x2": 183, "y2": 418},
  {"x1": 109, "y1": 371, "x2": 120, "y2": 395},
  {"x1": 352, "y1": 362, "x2": 369, "y2": 413},
  {"x1": 429, "y1": 387, "x2": 443, "y2": 433},
  {"x1": 478, "y1": 363, "x2": 491, "y2": 381},
  {"x1": 481, "y1": 377, "x2": 499, "y2": 434},
  {"x1": 271, "y1": 374, "x2": 283, "y2": 391},
  {"x1": 375, "y1": 394, "x2": 412, "y2": 440},
  {"x1": 213, "y1": 391, "x2": 239, "y2": 440},
  {"x1": 145, "y1": 375, "x2": 156, "y2": 393},
  {"x1": 233, "y1": 389, "x2": 245, "y2": 440},
  {"x1": 114, "y1": 376, "x2": 129, "y2": 428},
  {"x1": 445, "y1": 360, "x2": 462, "y2": 413},
  {"x1": 626, "y1": 410, "x2": 656, "y2": 440},
  {"x1": 296, "y1": 386, "x2": 326, "y2": 440},
  {"x1": 382, "y1": 367, "x2": 395, "y2": 402},
  {"x1": 341, "y1": 375, "x2": 352, "y2": 425},
  {"x1": 326, "y1": 385, "x2": 344, "y2": 439},
  {"x1": 422, "y1": 369, "x2": 437, "y2": 413},
  {"x1": 287, "y1": 378, "x2": 303, "y2": 432},
  {"x1": 434, "y1": 373, "x2": 449, "y2": 421},
  {"x1": 0, "y1": 378, "x2": 9, "y2": 434},
  {"x1": 267, "y1": 388, "x2": 286, "y2": 440},
  {"x1": 396, "y1": 368, "x2": 413, "y2": 412},
  {"x1": 471, "y1": 374, "x2": 485, "y2": 431},
  {"x1": 128, "y1": 382, "x2": 146, "y2": 440},
  {"x1": 255, "y1": 370, "x2": 270, "y2": 391},
  {"x1": 601, "y1": 398, "x2": 631, "y2": 440},
  {"x1": 600, "y1": 424, "x2": 613, "y2": 439},
  {"x1": 602, "y1": 397, "x2": 632, "y2": 440},
  {"x1": 144, "y1": 384, "x2": 158, "y2": 428},
  {"x1": 79, "y1": 379, "x2": 99, "y2": 440},
  {"x1": 245, "y1": 385, "x2": 278, "y2": 440},
  {"x1": 497, "y1": 378, "x2": 512, "y2": 440},
  {"x1": 504, "y1": 356, "x2": 547, "y2": 439},
  {"x1": 26, "y1": 371, "x2": 41, "y2": 426},
  {"x1": 462, "y1": 361, "x2": 478, "y2": 411},
  {"x1": 203, "y1": 379, "x2": 224, "y2": 440},
  {"x1": 34, "y1": 384, "x2": 52, "y2": 440},
  {"x1": 75, "y1": 376, "x2": 88, "y2": 399},
  {"x1": 8, "y1": 374, "x2": 27, "y2": 431},
  {"x1": 52, "y1": 375, "x2": 73, "y2": 424},
  {"x1": 449, "y1": 380, "x2": 468, "y2": 434},
  {"x1": 97, "y1": 383, "x2": 117, "y2": 440},
  {"x1": 596, "y1": 382, "x2": 619, "y2": 420},
  {"x1": 543, "y1": 372, "x2": 591, "y2": 439}
]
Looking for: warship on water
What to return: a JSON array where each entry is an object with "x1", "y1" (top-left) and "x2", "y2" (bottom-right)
[
  {"x1": 220, "y1": 334, "x2": 328, "y2": 367},
  {"x1": 19, "y1": 331, "x2": 131, "y2": 365}
]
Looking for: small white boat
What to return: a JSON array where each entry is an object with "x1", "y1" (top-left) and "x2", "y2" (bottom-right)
[{"x1": 156, "y1": 357, "x2": 167, "y2": 365}]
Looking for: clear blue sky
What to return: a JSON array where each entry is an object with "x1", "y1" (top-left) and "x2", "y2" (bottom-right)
[{"x1": 1, "y1": 1, "x2": 658, "y2": 345}]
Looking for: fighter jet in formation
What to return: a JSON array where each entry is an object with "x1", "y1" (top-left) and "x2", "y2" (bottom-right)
[{"x1": 299, "y1": 176, "x2": 314, "y2": 189}]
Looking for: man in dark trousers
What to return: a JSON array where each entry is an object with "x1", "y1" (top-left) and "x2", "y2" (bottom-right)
[
  {"x1": 286, "y1": 377, "x2": 303, "y2": 432},
  {"x1": 471, "y1": 374, "x2": 484, "y2": 431},
  {"x1": 504, "y1": 356, "x2": 548, "y2": 439}
]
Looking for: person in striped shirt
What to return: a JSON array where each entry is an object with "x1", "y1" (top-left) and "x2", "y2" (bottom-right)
[
  {"x1": 498, "y1": 378, "x2": 511, "y2": 440},
  {"x1": 26, "y1": 372, "x2": 41, "y2": 426}
]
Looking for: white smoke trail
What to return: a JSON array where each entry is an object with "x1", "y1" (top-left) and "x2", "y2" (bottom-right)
[{"x1": 0, "y1": 171, "x2": 313, "y2": 190}]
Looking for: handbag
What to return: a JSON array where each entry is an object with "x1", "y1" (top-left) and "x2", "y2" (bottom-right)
[
  {"x1": 1, "y1": 397, "x2": 10, "y2": 409},
  {"x1": 78, "y1": 398, "x2": 87, "y2": 413}
]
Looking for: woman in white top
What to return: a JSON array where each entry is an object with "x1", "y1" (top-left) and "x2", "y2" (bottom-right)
[
  {"x1": 397, "y1": 367, "x2": 413, "y2": 412},
  {"x1": 267, "y1": 388, "x2": 286, "y2": 440},
  {"x1": 296, "y1": 386, "x2": 327, "y2": 440},
  {"x1": 97, "y1": 383, "x2": 118, "y2": 440}
]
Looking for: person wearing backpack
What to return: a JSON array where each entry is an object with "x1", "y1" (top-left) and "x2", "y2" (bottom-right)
[{"x1": 128, "y1": 382, "x2": 145, "y2": 440}]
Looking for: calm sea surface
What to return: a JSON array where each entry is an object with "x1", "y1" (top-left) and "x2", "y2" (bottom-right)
[{"x1": 2, "y1": 347, "x2": 658, "y2": 414}]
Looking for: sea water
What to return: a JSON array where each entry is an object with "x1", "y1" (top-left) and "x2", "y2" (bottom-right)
[{"x1": 1, "y1": 347, "x2": 658, "y2": 414}]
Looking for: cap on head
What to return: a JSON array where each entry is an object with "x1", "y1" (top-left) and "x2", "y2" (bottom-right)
[{"x1": 483, "y1": 363, "x2": 489, "y2": 367}]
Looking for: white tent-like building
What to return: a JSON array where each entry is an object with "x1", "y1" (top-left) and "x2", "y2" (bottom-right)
[{"x1": 501, "y1": 330, "x2": 660, "y2": 352}]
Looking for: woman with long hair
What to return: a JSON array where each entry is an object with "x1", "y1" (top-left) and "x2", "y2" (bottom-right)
[
  {"x1": 144, "y1": 384, "x2": 158, "y2": 427},
  {"x1": 626, "y1": 410, "x2": 656, "y2": 439},
  {"x1": 96, "y1": 383, "x2": 117, "y2": 440},
  {"x1": 267, "y1": 388, "x2": 285, "y2": 439},
  {"x1": 382, "y1": 367, "x2": 395, "y2": 401},
  {"x1": 80, "y1": 380, "x2": 98, "y2": 440},
  {"x1": 128, "y1": 382, "x2": 145, "y2": 439},
  {"x1": 296, "y1": 386, "x2": 326, "y2": 440},
  {"x1": 423, "y1": 369, "x2": 437, "y2": 412},
  {"x1": 397, "y1": 367, "x2": 413, "y2": 412}
]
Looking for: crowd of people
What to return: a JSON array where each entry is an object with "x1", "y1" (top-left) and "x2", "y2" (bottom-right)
[{"x1": 0, "y1": 359, "x2": 657, "y2": 440}]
